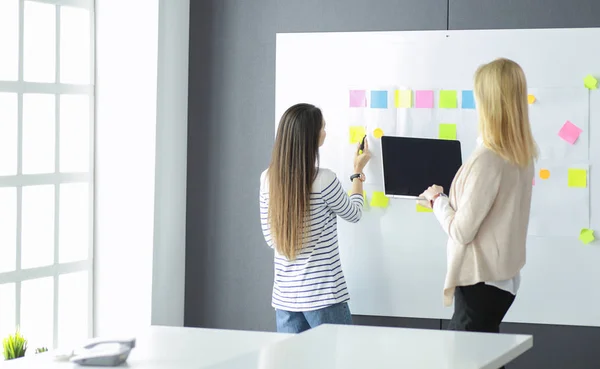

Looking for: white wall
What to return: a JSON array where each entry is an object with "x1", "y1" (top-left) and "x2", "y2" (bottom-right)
[
  {"x1": 94, "y1": 0, "x2": 188, "y2": 336},
  {"x1": 151, "y1": 0, "x2": 190, "y2": 327}
]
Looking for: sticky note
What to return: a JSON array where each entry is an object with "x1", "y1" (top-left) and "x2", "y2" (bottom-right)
[
  {"x1": 439, "y1": 90, "x2": 457, "y2": 109},
  {"x1": 539, "y1": 169, "x2": 550, "y2": 180},
  {"x1": 568, "y1": 169, "x2": 587, "y2": 188},
  {"x1": 349, "y1": 90, "x2": 367, "y2": 107},
  {"x1": 558, "y1": 121, "x2": 583, "y2": 145},
  {"x1": 532, "y1": 177, "x2": 535, "y2": 186},
  {"x1": 415, "y1": 90, "x2": 434, "y2": 108},
  {"x1": 416, "y1": 204, "x2": 433, "y2": 213},
  {"x1": 584, "y1": 75, "x2": 598, "y2": 90},
  {"x1": 461, "y1": 90, "x2": 475, "y2": 109},
  {"x1": 349, "y1": 126, "x2": 366, "y2": 144},
  {"x1": 579, "y1": 228, "x2": 595, "y2": 245},
  {"x1": 370, "y1": 191, "x2": 389, "y2": 208},
  {"x1": 438, "y1": 124, "x2": 457, "y2": 140},
  {"x1": 395, "y1": 90, "x2": 412, "y2": 108},
  {"x1": 528, "y1": 95, "x2": 536, "y2": 104},
  {"x1": 373, "y1": 128, "x2": 384, "y2": 139},
  {"x1": 370, "y1": 90, "x2": 388, "y2": 109}
]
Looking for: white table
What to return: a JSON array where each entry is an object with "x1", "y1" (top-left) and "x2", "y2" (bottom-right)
[
  {"x1": 203, "y1": 324, "x2": 533, "y2": 369},
  {"x1": 0, "y1": 325, "x2": 290, "y2": 369}
]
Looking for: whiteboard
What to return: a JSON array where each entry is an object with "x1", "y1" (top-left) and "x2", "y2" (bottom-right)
[{"x1": 275, "y1": 29, "x2": 600, "y2": 327}]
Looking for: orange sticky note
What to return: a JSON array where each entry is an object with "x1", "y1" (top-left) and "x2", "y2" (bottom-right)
[{"x1": 539, "y1": 169, "x2": 550, "y2": 180}]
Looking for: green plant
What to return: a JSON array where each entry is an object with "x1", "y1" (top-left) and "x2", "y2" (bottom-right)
[
  {"x1": 2, "y1": 330, "x2": 27, "y2": 360},
  {"x1": 35, "y1": 347, "x2": 48, "y2": 354}
]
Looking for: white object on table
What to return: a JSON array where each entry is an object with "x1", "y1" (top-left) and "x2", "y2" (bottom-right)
[
  {"x1": 0, "y1": 325, "x2": 291, "y2": 369},
  {"x1": 204, "y1": 324, "x2": 533, "y2": 369}
]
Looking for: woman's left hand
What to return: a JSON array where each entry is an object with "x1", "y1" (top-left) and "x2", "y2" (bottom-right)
[{"x1": 418, "y1": 185, "x2": 444, "y2": 209}]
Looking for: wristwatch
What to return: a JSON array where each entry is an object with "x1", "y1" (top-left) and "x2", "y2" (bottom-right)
[{"x1": 350, "y1": 173, "x2": 366, "y2": 182}]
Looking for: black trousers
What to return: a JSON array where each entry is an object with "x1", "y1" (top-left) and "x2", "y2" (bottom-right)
[{"x1": 447, "y1": 283, "x2": 516, "y2": 369}]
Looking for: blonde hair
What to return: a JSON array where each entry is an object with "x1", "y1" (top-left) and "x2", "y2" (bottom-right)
[
  {"x1": 474, "y1": 58, "x2": 538, "y2": 167},
  {"x1": 268, "y1": 104, "x2": 322, "y2": 260}
]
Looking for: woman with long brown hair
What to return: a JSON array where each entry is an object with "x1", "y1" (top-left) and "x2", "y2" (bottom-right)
[{"x1": 260, "y1": 103, "x2": 371, "y2": 333}]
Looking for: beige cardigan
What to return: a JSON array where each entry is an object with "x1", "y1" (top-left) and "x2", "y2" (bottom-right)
[{"x1": 434, "y1": 144, "x2": 534, "y2": 306}]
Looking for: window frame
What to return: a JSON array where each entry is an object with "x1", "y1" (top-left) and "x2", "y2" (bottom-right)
[{"x1": 0, "y1": 0, "x2": 95, "y2": 348}]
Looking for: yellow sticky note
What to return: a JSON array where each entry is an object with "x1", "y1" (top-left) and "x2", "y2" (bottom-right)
[
  {"x1": 584, "y1": 75, "x2": 598, "y2": 90},
  {"x1": 568, "y1": 168, "x2": 587, "y2": 188},
  {"x1": 439, "y1": 124, "x2": 457, "y2": 140},
  {"x1": 370, "y1": 191, "x2": 389, "y2": 208},
  {"x1": 528, "y1": 95, "x2": 536, "y2": 104},
  {"x1": 580, "y1": 228, "x2": 595, "y2": 245},
  {"x1": 373, "y1": 128, "x2": 384, "y2": 139},
  {"x1": 394, "y1": 90, "x2": 412, "y2": 108},
  {"x1": 416, "y1": 204, "x2": 433, "y2": 213},
  {"x1": 349, "y1": 126, "x2": 366, "y2": 144}
]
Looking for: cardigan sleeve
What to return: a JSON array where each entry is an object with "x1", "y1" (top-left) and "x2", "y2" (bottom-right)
[{"x1": 434, "y1": 157, "x2": 502, "y2": 245}]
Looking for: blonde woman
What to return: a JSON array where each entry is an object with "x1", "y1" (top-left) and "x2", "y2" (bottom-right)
[
  {"x1": 260, "y1": 103, "x2": 371, "y2": 333},
  {"x1": 419, "y1": 58, "x2": 537, "y2": 339}
]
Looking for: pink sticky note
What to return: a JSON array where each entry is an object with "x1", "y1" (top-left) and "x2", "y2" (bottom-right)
[
  {"x1": 558, "y1": 121, "x2": 583, "y2": 144},
  {"x1": 532, "y1": 177, "x2": 535, "y2": 186},
  {"x1": 415, "y1": 90, "x2": 434, "y2": 108},
  {"x1": 349, "y1": 90, "x2": 367, "y2": 107}
]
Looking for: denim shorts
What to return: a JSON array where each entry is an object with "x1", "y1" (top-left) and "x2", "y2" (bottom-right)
[{"x1": 275, "y1": 301, "x2": 352, "y2": 333}]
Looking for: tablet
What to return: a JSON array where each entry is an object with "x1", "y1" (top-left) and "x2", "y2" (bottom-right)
[{"x1": 381, "y1": 136, "x2": 462, "y2": 199}]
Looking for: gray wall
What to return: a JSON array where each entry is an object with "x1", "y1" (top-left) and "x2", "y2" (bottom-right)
[{"x1": 185, "y1": 1, "x2": 600, "y2": 367}]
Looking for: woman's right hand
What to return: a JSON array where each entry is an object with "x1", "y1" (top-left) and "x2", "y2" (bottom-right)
[{"x1": 354, "y1": 136, "x2": 371, "y2": 172}]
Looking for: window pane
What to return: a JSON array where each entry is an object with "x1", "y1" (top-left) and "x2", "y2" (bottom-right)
[
  {"x1": 0, "y1": 283, "x2": 16, "y2": 339},
  {"x1": 21, "y1": 185, "x2": 55, "y2": 269},
  {"x1": 21, "y1": 277, "x2": 53, "y2": 351},
  {"x1": 60, "y1": 95, "x2": 90, "y2": 173},
  {"x1": 0, "y1": 0, "x2": 19, "y2": 81},
  {"x1": 23, "y1": 94, "x2": 55, "y2": 174},
  {"x1": 60, "y1": 6, "x2": 91, "y2": 84},
  {"x1": 24, "y1": 1, "x2": 56, "y2": 83},
  {"x1": 58, "y1": 271, "x2": 88, "y2": 348},
  {"x1": 0, "y1": 93, "x2": 18, "y2": 176},
  {"x1": 0, "y1": 188, "x2": 17, "y2": 273},
  {"x1": 59, "y1": 183, "x2": 89, "y2": 263}
]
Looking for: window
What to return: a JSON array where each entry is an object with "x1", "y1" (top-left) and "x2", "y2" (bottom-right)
[{"x1": 0, "y1": 0, "x2": 94, "y2": 351}]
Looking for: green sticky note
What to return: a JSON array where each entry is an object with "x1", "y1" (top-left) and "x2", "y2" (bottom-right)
[
  {"x1": 439, "y1": 90, "x2": 457, "y2": 108},
  {"x1": 349, "y1": 126, "x2": 366, "y2": 144},
  {"x1": 579, "y1": 228, "x2": 595, "y2": 245},
  {"x1": 416, "y1": 204, "x2": 433, "y2": 213},
  {"x1": 584, "y1": 75, "x2": 598, "y2": 90},
  {"x1": 370, "y1": 191, "x2": 389, "y2": 208},
  {"x1": 568, "y1": 169, "x2": 587, "y2": 188},
  {"x1": 439, "y1": 124, "x2": 457, "y2": 140}
]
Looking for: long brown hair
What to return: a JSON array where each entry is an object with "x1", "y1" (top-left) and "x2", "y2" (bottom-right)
[{"x1": 268, "y1": 103, "x2": 323, "y2": 260}]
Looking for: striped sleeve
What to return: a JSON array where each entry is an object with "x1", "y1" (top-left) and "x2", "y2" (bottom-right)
[
  {"x1": 321, "y1": 176, "x2": 363, "y2": 223},
  {"x1": 259, "y1": 185, "x2": 274, "y2": 249}
]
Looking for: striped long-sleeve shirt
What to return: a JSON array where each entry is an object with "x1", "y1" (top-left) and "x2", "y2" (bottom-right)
[{"x1": 259, "y1": 168, "x2": 364, "y2": 312}]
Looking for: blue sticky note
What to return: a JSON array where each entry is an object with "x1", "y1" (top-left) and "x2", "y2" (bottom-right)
[
  {"x1": 462, "y1": 90, "x2": 475, "y2": 109},
  {"x1": 370, "y1": 90, "x2": 388, "y2": 109}
]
